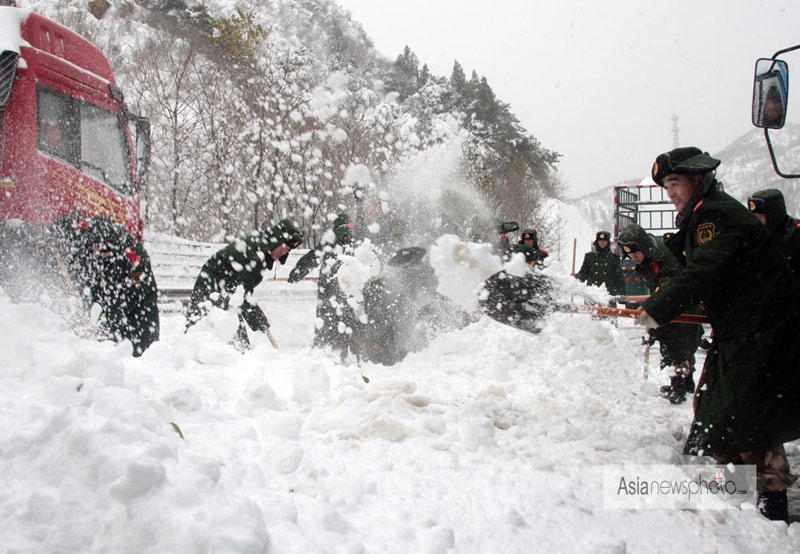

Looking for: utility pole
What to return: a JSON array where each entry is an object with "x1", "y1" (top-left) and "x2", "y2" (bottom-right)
[{"x1": 672, "y1": 114, "x2": 680, "y2": 149}]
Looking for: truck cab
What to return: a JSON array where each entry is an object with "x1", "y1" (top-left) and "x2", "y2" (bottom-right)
[{"x1": 0, "y1": 7, "x2": 149, "y2": 238}]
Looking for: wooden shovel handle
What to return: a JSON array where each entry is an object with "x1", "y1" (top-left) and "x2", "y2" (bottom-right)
[
  {"x1": 573, "y1": 304, "x2": 709, "y2": 325},
  {"x1": 266, "y1": 328, "x2": 280, "y2": 349}
]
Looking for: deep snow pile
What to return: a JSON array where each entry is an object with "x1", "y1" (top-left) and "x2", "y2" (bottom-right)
[{"x1": 1, "y1": 264, "x2": 798, "y2": 551}]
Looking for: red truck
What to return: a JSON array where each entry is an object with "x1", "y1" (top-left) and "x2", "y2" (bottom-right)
[{"x1": 0, "y1": 6, "x2": 150, "y2": 238}]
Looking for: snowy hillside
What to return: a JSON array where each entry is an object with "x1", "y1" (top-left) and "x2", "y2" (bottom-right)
[
  {"x1": 541, "y1": 198, "x2": 597, "y2": 263},
  {"x1": 716, "y1": 125, "x2": 800, "y2": 214},
  {"x1": 568, "y1": 179, "x2": 639, "y2": 234},
  {"x1": 570, "y1": 125, "x2": 800, "y2": 234}
]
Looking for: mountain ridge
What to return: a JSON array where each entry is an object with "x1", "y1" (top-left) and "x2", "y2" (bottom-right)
[{"x1": 570, "y1": 125, "x2": 800, "y2": 233}]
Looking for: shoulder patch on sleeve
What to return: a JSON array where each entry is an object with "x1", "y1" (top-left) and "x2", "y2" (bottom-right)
[
  {"x1": 125, "y1": 247, "x2": 141, "y2": 266},
  {"x1": 697, "y1": 222, "x2": 715, "y2": 245}
]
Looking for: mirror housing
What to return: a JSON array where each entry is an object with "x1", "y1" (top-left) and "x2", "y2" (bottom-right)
[
  {"x1": 0, "y1": 51, "x2": 19, "y2": 108},
  {"x1": 130, "y1": 116, "x2": 151, "y2": 192},
  {"x1": 752, "y1": 58, "x2": 789, "y2": 129}
]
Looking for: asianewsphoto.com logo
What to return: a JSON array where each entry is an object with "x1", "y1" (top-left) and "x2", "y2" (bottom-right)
[{"x1": 603, "y1": 464, "x2": 757, "y2": 510}]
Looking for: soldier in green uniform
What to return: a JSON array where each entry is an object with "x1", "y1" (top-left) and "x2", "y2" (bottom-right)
[
  {"x1": 576, "y1": 231, "x2": 626, "y2": 298},
  {"x1": 50, "y1": 214, "x2": 160, "y2": 357},
  {"x1": 186, "y1": 219, "x2": 303, "y2": 351},
  {"x1": 288, "y1": 215, "x2": 352, "y2": 284},
  {"x1": 637, "y1": 146, "x2": 800, "y2": 522},
  {"x1": 511, "y1": 228, "x2": 549, "y2": 267},
  {"x1": 485, "y1": 220, "x2": 519, "y2": 261},
  {"x1": 358, "y1": 196, "x2": 405, "y2": 258},
  {"x1": 288, "y1": 214, "x2": 357, "y2": 356},
  {"x1": 747, "y1": 189, "x2": 800, "y2": 279},
  {"x1": 617, "y1": 223, "x2": 703, "y2": 403}
]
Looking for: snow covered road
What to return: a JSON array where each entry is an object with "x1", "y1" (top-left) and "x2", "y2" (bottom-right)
[{"x1": 1, "y1": 274, "x2": 798, "y2": 553}]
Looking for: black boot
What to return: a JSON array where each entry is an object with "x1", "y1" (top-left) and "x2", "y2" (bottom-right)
[
  {"x1": 684, "y1": 374, "x2": 696, "y2": 394},
  {"x1": 758, "y1": 490, "x2": 789, "y2": 522},
  {"x1": 659, "y1": 375, "x2": 687, "y2": 404},
  {"x1": 231, "y1": 322, "x2": 252, "y2": 353}
]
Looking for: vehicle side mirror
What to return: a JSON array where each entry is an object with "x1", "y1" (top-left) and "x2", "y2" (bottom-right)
[
  {"x1": 0, "y1": 51, "x2": 19, "y2": 108},
  {"x1": 133, "y1": 116, "x2": 151, "y2": 190},
  {"x1": 753, "y1": 58, "x2": 789, "y2": 129}
]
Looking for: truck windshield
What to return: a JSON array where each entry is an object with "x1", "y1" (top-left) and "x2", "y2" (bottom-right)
[
  {"x1": 80, "y1": 102, "x2": 130, "y2": 192},
  {"x1": 36, "y1": 85, "x2": 132, "y2": 195}
]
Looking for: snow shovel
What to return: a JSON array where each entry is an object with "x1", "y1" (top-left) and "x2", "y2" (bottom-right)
[
  {"x1": 479, "y1": 271, "x2": 709, "y2": 334},
  {"x1": 265, "y1": 328, "x2": 280, "y2": 349},
  {"x1": 642, "y1": 335, "x2": 653, "y2": 379},
  {"x1": 479, "y1": 270, "x2": 559, "y2": 333},
  {"x1": 612, "y1": 295, "x2": 650, "y2": 304}
]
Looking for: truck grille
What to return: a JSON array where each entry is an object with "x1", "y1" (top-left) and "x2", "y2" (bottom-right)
[{"x1": 0, "y1": 51, "x2": 19, "y2": 107}]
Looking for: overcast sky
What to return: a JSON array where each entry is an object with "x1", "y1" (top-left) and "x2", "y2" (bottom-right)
[{"x1": 336, "y1": 0, "x2": 800, "y2": 198}]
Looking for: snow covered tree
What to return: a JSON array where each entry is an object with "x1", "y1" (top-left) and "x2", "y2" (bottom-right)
[{"x1": 37, "y1": 0, "x2": 563, "y2": 245}]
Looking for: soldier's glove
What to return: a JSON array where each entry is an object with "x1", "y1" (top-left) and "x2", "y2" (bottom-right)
[{"x1": 635, "y1": 310, "x2": 659, "y2": 329}]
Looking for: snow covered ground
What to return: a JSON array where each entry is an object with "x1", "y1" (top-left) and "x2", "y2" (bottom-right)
[{"x1": 1, "y1": 242, "x2": 799, "y2": 553}]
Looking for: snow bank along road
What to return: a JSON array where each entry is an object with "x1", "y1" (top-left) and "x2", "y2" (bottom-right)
[{"x1": 0, "y1": 233, "x2": 796, "y2": 552}]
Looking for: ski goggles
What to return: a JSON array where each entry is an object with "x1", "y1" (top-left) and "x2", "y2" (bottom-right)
[
  {"x1": 618, "y1": 241, "x2": 642, "y2": 254},
  {"x1": 284, "y1": 232, "x2": 304, "y2": 249},
  {"x1": 747, "y1": 196, "x2": 767, "y2": 214}
]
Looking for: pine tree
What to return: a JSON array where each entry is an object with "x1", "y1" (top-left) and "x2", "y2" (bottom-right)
[
  {"x1": 450, "y1": 61, "x2": 466, "y2": 92},
  {"x1": 393, "y1": 45, "x2": 421, "y2": 100}
]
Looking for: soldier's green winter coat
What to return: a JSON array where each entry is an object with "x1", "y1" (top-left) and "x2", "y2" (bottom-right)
[
  {"x1": 642, "y1": 185, "x2": 800, "y2": 455},
  {"x1": 576, "y1": 244, "x2": 626, "y2": 296},
  {"x1": 510, "y1": 243, "x2": 548, "y2": 266},
  {"x1": 751, "y1": 188, "x2": 800, "y2": 279},
  {"x1": 288, "y1": 215, "x2": 356, "y2": 352},
  {"x1": 51, "y1": 214, "x2": 160, "y2": 356},
  {"x1": 187, "y1": 220, "x2": 301, "y2": 333},
  {"x1": 618, "y1": 224, "x2": 702, "y2": 367}
]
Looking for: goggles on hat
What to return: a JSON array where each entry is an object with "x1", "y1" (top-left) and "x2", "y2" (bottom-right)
[
  {"x1": 284, "y1": 232, "x2": 304, "y2": 249},
  {"x1": 618, "y1": 241, "x2": 641, "y2": 254},
  {"x1": 747, "y1": 197, "x2": 767, "y2": 214}
]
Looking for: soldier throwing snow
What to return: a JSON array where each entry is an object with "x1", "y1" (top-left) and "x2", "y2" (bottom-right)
[{"x1": 186, "y1": 219, "x2": 303, "y2": 351}]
